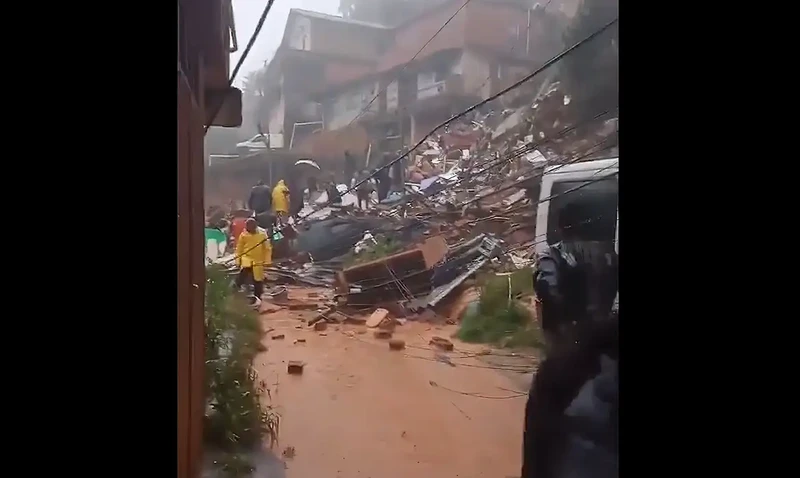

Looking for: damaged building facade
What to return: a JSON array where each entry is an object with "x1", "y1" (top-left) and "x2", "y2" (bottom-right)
[{"x1": 257, "y1": 0, "x2": 569, "y2": 168}]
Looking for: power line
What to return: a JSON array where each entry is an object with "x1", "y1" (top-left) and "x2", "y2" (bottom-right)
[
  {"x1": 347, "y1": 0, "x2": 473, "y2": 127},
  {"x1": 225, "y1": 142, "x2": 616, "y2": 265},
  {"x1": 458, "y1": 138, "x2": 617, "y2": 206},
  {"x1": 419, "y1": 109, "x2": 617, "y2": 205},
  {"x1": 223, "y1": 15, "x2": 619, "y2": 261},
  {"x1": 204, "y1": 0, "x2": 277, "y2": 135},
  {"x1": 468, "y1": 0, "x2": 556, "y2": 98},
  {"x1": 318, "y1": 16, "x2": 619, "y2": 212}
]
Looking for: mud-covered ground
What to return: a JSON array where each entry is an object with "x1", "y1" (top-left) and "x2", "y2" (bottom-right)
[{"x1": 245, "y1": 289, "x2": 538, "y2": 478}]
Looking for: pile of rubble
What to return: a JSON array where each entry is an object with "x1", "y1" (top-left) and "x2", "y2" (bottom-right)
[{"x1": 213, "y1": 82, "x2": 617, "y2": 326}]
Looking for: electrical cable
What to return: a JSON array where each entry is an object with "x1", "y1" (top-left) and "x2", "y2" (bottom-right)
[
  {"x1": 311, "y1": 16, "x2": 619, "y2": 213},
  {"x1": 418, "y1": 109, "x2": 617, "y2": 205},
  {"x1": 222, "y1": 141, "x2": 616, "y2": 265},
  {"x1": 467, "y1": 0, "x2": 555, "y2": 98},
  {"x1": 298, "y1": 106, "x2": 615, "y2": 221},
  {"x1": 458, "y1": 138, "x2": 617, "y2": 206},
  {"x1": 204, "y1": 0, "x2": 277, "y2": 135}
]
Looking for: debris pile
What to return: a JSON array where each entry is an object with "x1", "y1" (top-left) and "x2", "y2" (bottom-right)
[{"x1": 209, "y1": 83, "x2": 617, "y2": 328}]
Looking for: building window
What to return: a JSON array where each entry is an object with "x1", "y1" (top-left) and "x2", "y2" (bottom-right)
[{"x1": 433, "y1": 63, "x2": 450, "y2": 83}]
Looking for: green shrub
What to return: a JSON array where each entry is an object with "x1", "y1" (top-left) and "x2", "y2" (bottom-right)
[
  {"x1": 204, "y1": 265, "x2": 280, "y2": 477},
  {"x1": 456, "y1": 271, "x2": 542, "y2": 348}
]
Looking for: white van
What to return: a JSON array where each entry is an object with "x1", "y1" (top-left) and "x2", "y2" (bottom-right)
[{"x1": 534, "y1": 157, "x2": 619, "y2": 255}]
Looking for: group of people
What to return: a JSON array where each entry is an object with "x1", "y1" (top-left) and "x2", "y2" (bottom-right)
[
  {"x1": 346, "y1": 150, "x2": 397, "y2": 209},
  {"x1": 522, "y1": 201, "x2": 619, "y2": 478},
  {"x1": 233, "y1": 178, "x2": 294, "y2": 307},
  {"x1": 247, "y1": 178, "x2": 291, "y2": 234}
]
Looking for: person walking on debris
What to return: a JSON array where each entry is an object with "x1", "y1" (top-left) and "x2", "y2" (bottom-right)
[
  {"x1": 248, "y1": 180, "x2": 271, "y2": 214},
  {"x1": 522, "y1": 200, "x2": 619, "y2": 476},
  {"x1": 271, "y1": 179, "x2": 290, "y2": 226},
  {"x1": 356, "y1": 170, "x2": 375, "y2": 210},
  {"x1": 532, "y1": 201, "x2": 618, "y2": 348},
  {"x1": 234, "y1": 218, "x2": 272, "y2": 308}
]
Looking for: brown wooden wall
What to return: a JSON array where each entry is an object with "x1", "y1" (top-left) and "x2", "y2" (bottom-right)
[{"x1": 177, "y1": 72, "x2": 206, "y2": 478}]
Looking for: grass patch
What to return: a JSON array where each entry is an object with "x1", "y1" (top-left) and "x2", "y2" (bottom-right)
[
  {"x1": 204, "y1": 265, "x2": 280, "y2": 477},
  {"x1": 456, "y1": 271, "x2": 543, "y2": 349}
]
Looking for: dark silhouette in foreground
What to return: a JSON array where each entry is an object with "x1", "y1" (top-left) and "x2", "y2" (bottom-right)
[
  {"x1": 524, "y1": 200, "x2": 618, "y2": 478},
  {"x1": 534, "y1": 201, "x2": 618, "y2": 347},
  {"x1": 521, "y1": 317, "x2": 618, "y2": 478}
]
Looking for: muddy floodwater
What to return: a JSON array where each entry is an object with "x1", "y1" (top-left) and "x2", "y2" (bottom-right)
[{"x1": 252, "y1": 300, "x2": 537, "y2": 478}]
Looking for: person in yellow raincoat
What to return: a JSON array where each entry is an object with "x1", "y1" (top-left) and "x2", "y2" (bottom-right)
[
  {"x1": 271, "y1": 179, "x2": 290, "y2": 226},
  {"x1": 234, "y1": 218, "x2": 272, "y2": 306}
]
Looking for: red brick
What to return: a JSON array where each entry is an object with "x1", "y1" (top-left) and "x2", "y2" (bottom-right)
[
  {"x1": 389, "y1": 339, "x2": 406, "y2": 351},
  {"x1": 287, "y1": 361, "x2": 305, "y2": 375}
]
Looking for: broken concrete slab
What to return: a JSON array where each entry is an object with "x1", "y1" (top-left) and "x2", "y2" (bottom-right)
[{"x1": 366, "y1": 308, "x2": 389, "y2": 328}]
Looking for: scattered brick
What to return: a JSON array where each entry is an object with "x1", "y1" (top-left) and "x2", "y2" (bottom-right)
[
  {"x1": 429, "y1": 336, "x2": 454, "y2": 351},
  {"x1": 389, "y1": 339, "x2": 406, "y2": 351},
  {"x1": 287, "y1": 361, "x2": 304, "y2": 375}
]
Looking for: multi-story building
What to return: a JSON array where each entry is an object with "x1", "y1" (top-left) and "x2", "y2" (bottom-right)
[
  {"x1": 258, "y1": 9, "x2": 393, "y2": 151},
  {"x1": 258, "y1": 0, "x2": 569, "y2": 167}
]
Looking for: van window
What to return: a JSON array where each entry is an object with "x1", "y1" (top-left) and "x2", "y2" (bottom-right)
[{"x1": 546, "y1": 176, "x2": 618, "y2": 245}]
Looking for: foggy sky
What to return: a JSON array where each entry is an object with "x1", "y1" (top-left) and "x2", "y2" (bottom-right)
[{"x1": 230, "y1": 0, "x2": 339, "y2": 86}]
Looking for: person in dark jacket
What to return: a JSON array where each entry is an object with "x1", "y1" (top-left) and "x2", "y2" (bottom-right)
[
  {"x1": 521, "y1": 316, "x2": 618, "y2": 478},
  {"x1": 247, "y1": 180, "x2": 272, "y2": 215},
  {"x1": 533, "y1": 201, "x2": 618, "y2": 348},
  {"x1": 286, "y1": 175, "x2": 304, "y2": 219},
  {"x1": 248, "y1": 180, "x2": 275, "y2": 235},
  {"x1": 344, "y1": 150, "x2": 356, "y2": 183},
  {"x1": 375, "y1": 166, "x2": 391, "y2": 202}
]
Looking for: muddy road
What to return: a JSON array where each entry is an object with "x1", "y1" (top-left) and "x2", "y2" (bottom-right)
[{"x1": 253, "y1": 292, "x2": 537, "y2": 478}]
